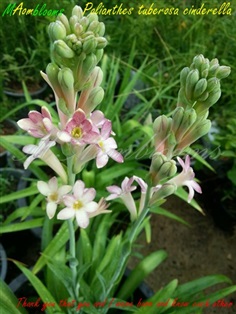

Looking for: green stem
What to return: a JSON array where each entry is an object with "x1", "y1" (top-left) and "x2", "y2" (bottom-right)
[{"x1": 66, "y1": 156, "x2": 78, "y2": 300}]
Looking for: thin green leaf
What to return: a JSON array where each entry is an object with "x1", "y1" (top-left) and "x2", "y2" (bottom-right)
[
  {"x1": 14, "y1": 261, "x2": 62, "y2": 314},
  {"x1": 117, "y1": 250, "x2": 168, "y2": 300},
  {"x1": 185, "y1": 147, "x2": 215, "y2": 172},
  {"x1": 0, "y1": 186, "x2": 38, "y2": 204},
  {"x1": 175, "y1": 187, "x2": 204, "y2": 214},
  {"x1": 0, "y1": 279, "x2": 27, "y2": 314},
  {"x1": 0, "y1": 218, "x2": 44, "y2": 233},
  {"x1": 150, "y1": 206, "x2": 190, "y2": 226}
]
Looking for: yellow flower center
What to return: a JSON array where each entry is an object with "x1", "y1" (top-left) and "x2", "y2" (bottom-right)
[
  {"x1": 71, "y1": 127, "x2": 83, "y2": 139},
  {"x1": 73, "y1": 200, "x2": 83, "y2": 210},
  {"x1": 98, "y1": 141, "x2": 105, "y2": 151},
  {"x1": 48, "y1": 192, "x2": 58, "y2": 202}
]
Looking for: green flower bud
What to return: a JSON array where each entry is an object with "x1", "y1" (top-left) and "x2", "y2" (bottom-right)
[
  {"x1": 150, "y1": 153, "x2": 167, "y2": 173},
  {"x1": 200, "y1": 58, "x2": 209, "y2": 75},
  {"x1": 69, "y1": 15, "x2": 79, "y2": 33},
  {"x1": 72, "y1": 5, "x2": 83, "y2": 19},
  {"x1": 193, "y1": 78, "x2": 207, "y2": 99},
  {"x1": 208, "y1": 64, "x2": 219, "y2": 77},
  {"x1": 175, "y1": 108, "x2": 197, "y2": 142},
  {"x1": 96, "y1": 37, "x2": 107, "y2": 49},
  {"x1": 178, "y1": 119, "x2": 211, "y2": 150},
  {"x1": 185, "y1": 69, "x2": 199, "y2": 101},
  {"x1": 153, "y1": 115, "x2": 171, "y2": 134},
  {"x1": 48, "y1": 21, "x2": 67, "y2": 42},
  {"x1": 192, "y1": 54, "x2": 205, "y2": 69},
  {"x1": 150, "y1": 183, "x2": 177, "y2": 205},
  {"x1": 172, "y1": 107, "x2": 184, "y2": 133},
  {"x1": 180, "y1": 67, "x2": 190, "y2": 87},
  {"x1": 207, "y1": 77, "x2": 220, "y2": 93},
  {"x1": 83, "y1": 36, "x2": 97, "y2": 54},
  {"x1": 202, "y1": 89, "x2": 221, "y2": 109},
  {"x1": 153, "y1": 160, "x2": 177, "y2": 184},
  {"x1": 209, "y1": 58, "x2": 219, "y2": 67},
  {"x1": 177, "y1": 87, "x2": 192, "y2": 108},
  {"x1": 58, "y1": 67, "x2": 74, "y2": 91},
  {"x1": 74, "y1": 23, "x2": 83, "y2": 37},
  {"x1": 80, "y1": 17, "x2": 89, "y2": 31},
  {"x1": 54, "y1": 40, "x2": 75, "y2": 59},
  {"x1": 98, "y1": 22, "x2": 105, "y2": 36},
  {"x1": 197, "y1": 90, "x2": 209, "y2": 102},
  {"x1": 87, "y1": 13, "x2": 99, "y2": 23},
  {"x1": 46, "y1": 63, "x2": 63, "y2": 98},
  {"x1": 75, "y1": 41, "x2": 82, "y2": 54},
  {"x1": 85, "y1": 86, "x2": 104, "y2": 112},
  {"x1": 57, "y1": 14, "x2": 71, "y2": 34},
  {"x1": 201, "y1": 68, "x2": 209, "y2": 78},
  {"x1": 87, "y1": 20, "x2": 100, "y2": 33},
  {"x1": 215, "y1": 66, "x2": 231, "y2": 79},
  {"x1": 95, "y1": 49, "x2": 104, "y2": 63}
]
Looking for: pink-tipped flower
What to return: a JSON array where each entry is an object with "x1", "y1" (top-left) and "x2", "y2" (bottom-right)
[
  {"x1": 168, "y1": 155, "x2": 202, "y2": 202},
  {"x1": 37, "y1": 177, "x2": 71, "y2": 219},
  {"x1": 57, "y1": 180, "x2": 98, "y2": 228},
  {"x1": 17, "y1": 107, "x2": 56, "y2": 139},
  {"x1": 94, "y1": 120, "x2": 123, "y2": 168},
  {"x1": 57, "y1": 109, "x2": 97, "y2": 145},
  {"x1": 106, "y1": 177, "x2": 137, "y2": 220}
]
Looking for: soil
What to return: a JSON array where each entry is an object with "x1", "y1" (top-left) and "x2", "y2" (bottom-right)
[{"x1": 129, "y1": 195, "x2": 236, "y2": 313}]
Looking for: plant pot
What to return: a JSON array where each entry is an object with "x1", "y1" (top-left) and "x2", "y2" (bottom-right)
[{"x1": 3, "y1": 81, "x2": 48, "y2": 99}]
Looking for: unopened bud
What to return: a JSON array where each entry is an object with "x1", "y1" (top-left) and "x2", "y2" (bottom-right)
[
  {"x1": 98, "y1": 22, "x2": 105, "y2": 36},
  {"x1": 80, "y1": 17, "x2": 89, "y2": 31},
  {"x1": 150, "y1": 183, "x2": 177, "y2": 205},
  {"x1": 54, "y1": 40, "x2": 75, "y2": 59},
  {"x1": 215, "y1": 66, "x2": 231, "y2": 79},
  {"x1": 207, "y1": 77, "x2": 220, "y2": 93},
  {"x1": 87, "y1": 13, "x2": 99, "y2": 23},
  {"x1": 46, "y1": 63, "x2": 63, "y2": 97},
  {"x1": 83, "y1": 35, "x2": 97, "y2": 54},
  {"x1": 48, "y1": 21, "x2": 67, "y2": 41},
  {"x1": 150, "y1": 153, "x2": 167, "y2": 173},
  {"x1": 57, "y1": 14, "x2": 71, "y2": 34},
  {"x1": 85, "y1": 86, "x2": 104, "y2": 113},
  {"x1": 87, "y1": 20, "x2": 100, "y2": 33},
  {"x1": 180, "y1": 67, "x2": 190, "y2": 87},
  {"x1": 185, "y1": 69, "x2": 199, "y2": 101},
  {"x1": 96, "y1": 37, "x2": 107, "y2": 49},
  {"x1": 153, "y1": 160, "x2": 177, "y2": 184},
  {"x1": 72, "y1": 5, "x2": 83, "y2": 19},
  {"x1": 197, "y1": 90, "x2": 209, "y2": 102},
  {"x1": 172, "y1": 107, "x2": 184, "y2": 133},
  {"x1": 193, "y1": 54, "x2": 205, "y2": 69},
  {"x1": 193, "y1": 78, "x2": 207, "y2": 100}
]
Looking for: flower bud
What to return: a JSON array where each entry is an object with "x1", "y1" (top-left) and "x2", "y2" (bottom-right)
[
  {"x1": 175, "y1": 108, "x2": 197, "y2": 141},
  {"x1": 84, "y1": 86, "x2": 104, "y2": 113},
  {"x1": 98, "y1": 22, "x2": 105, "y2": 36},
  {"x1": 72, "y1": 5, "x2": 83, "y2": 19},
  {"x1": 48, "y1": 21, "x2": 67, "y2": 42},
  {"x1": 192, "y1": 54, "x2": 205, "y2": 69},
  {"x1": 87, "y1": 20, "x2": 100, "y2": 33},
  {"x1": 96, "y1": 37, "x2": 107, "y2": 49},
  {"x1": 95, "y1": 49, "x2": 104, "y2": 63},
  {"x1": 185, "y1": 69, "x2": 199, "y2": 101},
  {"x1": 46, "y1": 63, "x2": 63, "y2": 98},
  {"x1": 207, "y1": 77, "x2": 220, "y2": 93},
  {"x1": 150, "y1": 183, "x2": 177, "y2": 205},
  {"x1": 74, "y1": 23, "x2": 83, "y2": 37},
  {"x1": 69, "y1": 15, "x2": 79, "y2": 33},
  {"x1": 208, "y1": 64, "x2": 219, "y2": 77},
  {"x1": 83, "y1": 35, "x2": 97, "y2": 54},
  {"x1": 202, "y1": 89, "x2": 221, "y2": 109},
  {"x1": 54, "y1": 40, "x2": 75, "y2": 59},
  {"x1": 153, "y1": 115, "x2": 172, "y2": 155},
  {"x1": 80, "y1": 17, "x2": 89, "y2": 31},
  {"x1": 172, "y1": 107, "x2": 184, "y2": 133},
  {"x1": 180, "y1": 67, "x2": 190, "y2": 87},
  {"x1": 152, "y1": 160, "x2": 177, "y2": 184},
  {"x1": 57, "y1": 14, "x2": 71, "y2": 34},
  {"x1": 215, "y1": 66, "x2": 231, "y2": 79},
  {"x1": 193, "y1": 78, "x2": 207, "y2": 100},
  {"x1": 87, "y1": 13, "x2": 99, "y2": 23},
  {"x1": 197, "y1": 90, "x2": 209, "y2": 102},
  {"x1": 200, "y1": 58, "x2": 209, "y2": 75},
  {"x1": 150, "y1": 153, "x2": 167, "y2": 173},
  {"x1": 58, "y1": 68, "x2": 75, "y2": 113}
]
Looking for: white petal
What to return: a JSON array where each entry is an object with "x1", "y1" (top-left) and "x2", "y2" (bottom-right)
[
  {"x1": 106, "y1": 194, "x2": 120, "y2": 201},
  {"x1": 23, "y1": 144, "x2": 37, "y2": 154},
  {"x1": 84, "y1": 201, "x2": 98, "y2": 213},
  {"x1": 107, "y1": 149, "x2": 124, "y2": 163},
  {"x1": 58, "y1": 185, "x2": 72, "y2": 198},
  {"x1": 48, "y1": 177, "x2": 58, "y2": 192},
  {"x1": 104, "y1": 137, "x2": 117, "y2": 149},
  {"x1": 57, "y1": 131, "x2": 71, "y2": 142},
  {"x1": 46, "y1": 202, "x2": 57, "y2": 219},
  {"x1": 24, "y1": 155, "x2": 35, "y2": 169},
  {"x1": 37, "y1": 181, "x2": 50, "y2": 196},
  {"x1": 73, "y1": 180, "x2": 85, "y2": 199},
  {"x1": 75, "y1": 210, "x2": 89, "y2": 228},
  {"x1": 82, "y1": 188, "x2": 96, "y2": 203},
  {"x1": 106, "y1": 185, "x2": 121, "y2": 195},
  {"x1": 63, "y1": 195, "x2": 75, "y2": 207},
  {"x1": 57, "y1": 208, "x2": 75, "y2": 220},
  {"x1": 17, "y1": 119, "x2": 35, "y2": 131},
  {"x1": 96, "y1": 152, "x2": 108, "y2": 168}
]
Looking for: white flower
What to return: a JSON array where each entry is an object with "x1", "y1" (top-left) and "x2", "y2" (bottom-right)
[
  {"x1": 37, "y1": 177, "x2": 72, "y2": 219},
  {"x1": 57, "y1": 180, "x2": 98, "y2": 228},
  {"x1": 169, "y1": 155, "x2": 202, "y2": 202}
]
